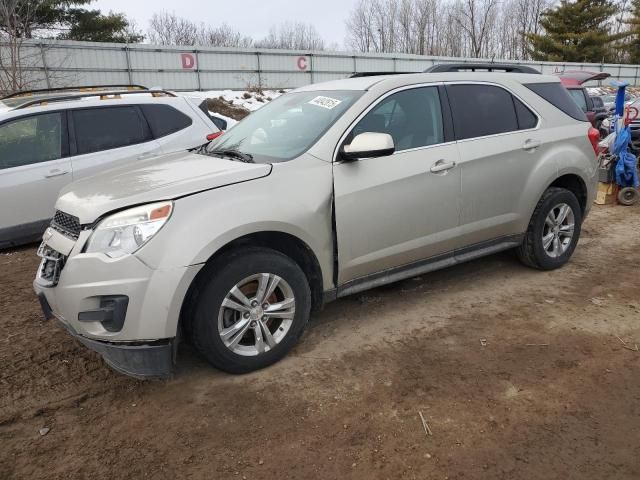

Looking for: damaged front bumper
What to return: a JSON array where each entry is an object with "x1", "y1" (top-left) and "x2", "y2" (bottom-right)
[{"x1": 37, "y1": 291, "x2": 175, "y2": 379}]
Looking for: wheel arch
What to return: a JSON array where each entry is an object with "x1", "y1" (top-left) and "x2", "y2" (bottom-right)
[
  {"x1": 179, "y1": 231, "x2": 325, "y2": 338},
  {"x1": 548, "y1": 173, "x2": 588, "y2": 215}
]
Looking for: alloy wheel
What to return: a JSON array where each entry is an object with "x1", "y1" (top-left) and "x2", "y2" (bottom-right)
[
  {"x1": 217, "y1": 273, "x2": 296, "y2": 356},
  {"x1": 542, "y1": 203, "x2": 575, "y2": 258}
]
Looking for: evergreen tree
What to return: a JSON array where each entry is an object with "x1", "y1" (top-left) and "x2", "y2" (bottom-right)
[
  {"x1": 627, "y1": 0, "x2": 640, "y2": 63},
  {"x1": 60, "y1": 9, "x2": 143, "y2": 43},
  {"x1": 525, "y1": 0, "x2": 623, "y2": 63}
]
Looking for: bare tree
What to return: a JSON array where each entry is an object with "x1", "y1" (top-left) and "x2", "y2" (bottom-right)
[
  {"x1": 147, "y1": 11, "x2": 199, "y2": 45},
  {"x1": 0, "y1": 0, "x2": 44, "y2": 94},
  {"x1": 256, "y1": 22, "x2": 325, "y2": 50}
]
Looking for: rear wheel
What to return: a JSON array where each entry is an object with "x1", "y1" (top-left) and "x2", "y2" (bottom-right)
[
  {"x1": 517, "y1": 187, "x2": 582, "y2": 270},
  {"x1": 189, "y1": 247, "x2": 311, "y2": 373}
]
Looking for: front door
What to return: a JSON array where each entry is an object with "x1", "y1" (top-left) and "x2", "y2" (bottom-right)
[
  {"x1": 333, "y1": 85, "x2": 461, "y2": 285},
  {"x1": 0, "y1": 112, "x2": 71, "y2": 243}
]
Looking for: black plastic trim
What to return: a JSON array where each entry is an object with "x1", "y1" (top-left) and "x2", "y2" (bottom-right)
[{"x1": 334, "y1": 234, "x2": 524, "y2": 299}]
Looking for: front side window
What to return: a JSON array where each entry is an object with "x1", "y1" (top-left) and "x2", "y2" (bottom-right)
[
  {"x1": 348, "y1": 86, "x2": 444, "y2": 151},
  {"x1": 203, "y1": 90, "x2": 362, "y2": 163},
  {"x1": 0, "y1": 113, "x2": 63, "y2": 170},
  {"x1": 73, "y1": 106, "x2": 151, "y2": 155}
]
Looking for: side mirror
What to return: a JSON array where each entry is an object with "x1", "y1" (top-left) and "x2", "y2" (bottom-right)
[{"x1": 341, "y1": 132, "x2": 395, "y2": 161}]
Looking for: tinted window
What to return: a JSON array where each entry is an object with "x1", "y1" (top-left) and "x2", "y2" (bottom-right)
[
  {"x1": 524, "y1": 83, "x2": 588, "y2": 121},
  {"x1": 514, "y1": 97, "x2": 538, "y2": 130},
  {"x1": 73, "y1": 106, "x2": 150, "y2": 155},
  {"x1": 591, "y1": 96, "x2": 604, "y2": 108},
  {"x1": 568, "y1": 89, "x2": 588, "y2": 112},
  {"x1": 447, "y1": 84, "x2": 519, "y2": 140},
  {"x1": 349, "y1": 87, "x2": 444, "y2": 151},
  {"x1": 140, "y1": 104, "x2": 192, "y2": 138},
  {"x1": 0, "y1": 113, "x2": 63, "y2": 170}
]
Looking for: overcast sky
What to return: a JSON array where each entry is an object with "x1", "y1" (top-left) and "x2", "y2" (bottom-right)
[{"x1": 92, "y1": 0, "x2": 358, "y2": 47}]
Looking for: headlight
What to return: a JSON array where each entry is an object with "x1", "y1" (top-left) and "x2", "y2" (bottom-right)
[{"x1": 85, "y1": 201, "x2": 173, "y2": 257}]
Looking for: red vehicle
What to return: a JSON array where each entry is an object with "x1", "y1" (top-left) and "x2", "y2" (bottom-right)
[{"x1": 556, "y1": 70, "x2": 611, "y2": 128}]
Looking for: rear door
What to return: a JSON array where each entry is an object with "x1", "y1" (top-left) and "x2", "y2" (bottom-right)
[
  {"x1": 68, "y1": 105, "x2": 162, "y2": 180},
  {"x1": 446, "y1": 83, "x2": 544, "y2": 247},
  {"x1": 333, "y1": 85, "x2": 461, "y2": 284},
  {"x1": 0, "y1": 111, "x2": 71, "y2": 241}
]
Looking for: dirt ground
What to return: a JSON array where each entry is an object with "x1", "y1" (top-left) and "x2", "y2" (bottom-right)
[{"x1": 1, "y1": 204, "x2": 639, "y2": 480}]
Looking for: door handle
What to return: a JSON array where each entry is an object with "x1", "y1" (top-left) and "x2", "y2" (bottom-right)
[
  {"x1": 522, "y1": 139, "x2": 542, "y2": 151},
  {"x1": 430, "y1": 159, "x2": 456, "y2": 173},
  {"x1": 44, "y1": 169, "x2": 70, "y2": 178}
]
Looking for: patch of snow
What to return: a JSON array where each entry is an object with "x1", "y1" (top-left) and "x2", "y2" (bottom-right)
[
  {"x1": 179, "y1": 89, "x2": 286, "y2": 112},
  {"x1": 209, "y1": 110, "x2": 238, "y2": 130}
]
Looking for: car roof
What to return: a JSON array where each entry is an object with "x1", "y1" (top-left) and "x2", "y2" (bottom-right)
[
  {"x1": 0, "y1": 91, "x2": 184, "y2": 119},
  {"x1": 295, "y1": 72, "x2": 560, "y2": 93}
]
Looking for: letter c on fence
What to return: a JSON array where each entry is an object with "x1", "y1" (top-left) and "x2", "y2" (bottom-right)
[
  {"x1": 297, "y1": 56, "x2": 308, "y2": 71},
  {"x1": 181, "y1": 53, "x2": 196, "y2": 69}
]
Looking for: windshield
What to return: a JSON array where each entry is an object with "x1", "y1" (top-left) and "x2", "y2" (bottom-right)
[{"x1": 202, "y1": 90, "x2": 363, "y2": 163}]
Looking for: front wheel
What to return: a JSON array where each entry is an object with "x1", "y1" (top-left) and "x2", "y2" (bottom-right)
[
  {"x1": 188, "y1": 247, "x2": 311, "y2": 374},
  {"x1": 517, "y1": 187, "x2": 582, "y2": 270}
]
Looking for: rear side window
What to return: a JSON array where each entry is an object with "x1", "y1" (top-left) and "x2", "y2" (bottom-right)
[
  {"x1": 568, "y1": 89, "x2": 588, "y2": 112},
  {"x1": 0, "y1": 113, "x2": 65, "y2": 169},
  {"x1": 447, "y1": 84, "x2": 524, "y2": 140},
  {"x1": 72, "y1": 106, "x2": 151, "y2": 155},
  {"x1": 140, "y1": 104, "x2": 192, "y2": 138},
  {"x1": 514, "y1": 97, "x2": 538, "y2": 130},
  {"x1": 524, "y1": 83, "x2": 588, "y2": 121}
]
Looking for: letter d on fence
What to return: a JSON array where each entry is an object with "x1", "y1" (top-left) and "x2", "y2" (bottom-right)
[{"x1": 181, "y1": 53, "x2": 196, "y2": 69}]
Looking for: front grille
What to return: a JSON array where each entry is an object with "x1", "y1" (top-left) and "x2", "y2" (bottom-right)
[
  {"x1": 52, "y1": 210, "x2": 81, "y2": 239},
  {"x1": 36, "y1": 244, "x2": 67, "y2": 287}
]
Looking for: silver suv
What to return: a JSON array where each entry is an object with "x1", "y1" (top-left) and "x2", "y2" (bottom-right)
[
  {"x1": 33, "y1": 71, "x2": 599, "y2": 378},
  {"x1": 0, "y1": 85, "x2": 221, "y2": 248}
]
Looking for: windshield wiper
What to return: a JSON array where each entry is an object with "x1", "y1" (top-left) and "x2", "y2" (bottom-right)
[{"x1": 208, "y1": 148, "x2": 254, "y2": 163}]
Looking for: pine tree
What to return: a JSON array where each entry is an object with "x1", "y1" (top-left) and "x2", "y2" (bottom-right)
[
  {"x1": 525, "y1": 0, "x2": 623, "y2": 63},
  {"x1": 627, "y1": 0, "x2": 640, "y2": 63}
]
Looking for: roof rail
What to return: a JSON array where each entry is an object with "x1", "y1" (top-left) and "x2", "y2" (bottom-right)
[
  {"x1": 350, "y1": 72, "x2": 418, "y2": 78},
  {"x1": 424, "y1": 63, "x2": 541, "y2": 74},
  {"x1": 13, "y1": 89, "x2": 176, "y2": 110},
  {"x1": 1, "y1": 84, "x2": 149, "y2": 100}
]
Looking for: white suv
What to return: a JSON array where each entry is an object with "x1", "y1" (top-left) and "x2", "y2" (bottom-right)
[{"x1": 0, "y1": 85, "x2": 221, "y2": 248}]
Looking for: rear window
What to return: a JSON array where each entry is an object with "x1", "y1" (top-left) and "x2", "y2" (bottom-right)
[
  {"x1": 73, "y1": 106, "x2": 151, "y2": 154},
  {"x1": 140, "y1": 104, "x2": 192, "y2": 138},
  {"x1": 524, "y1": 83, "x2": 588, "y2": 121}
]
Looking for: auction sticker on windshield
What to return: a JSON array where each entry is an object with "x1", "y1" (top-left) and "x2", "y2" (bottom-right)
[{"x1": 308, "y1": 96, "x2": 343, "y2": 109}]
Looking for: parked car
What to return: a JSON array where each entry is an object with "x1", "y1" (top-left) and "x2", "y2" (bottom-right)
[
  {"x1": 34, "y1": 71, "x2": 599, "y2": 378},
  {"x1": 556, "y1": 71, "x2": 610, "y2": 130},
  {"x1": 0, "y1": 85, "x2": 222, "y2": 249}
]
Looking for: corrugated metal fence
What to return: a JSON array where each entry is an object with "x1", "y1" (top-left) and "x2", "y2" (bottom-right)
[{"x1": 4, "y1": 39, "x2": 640, "y2": 91}]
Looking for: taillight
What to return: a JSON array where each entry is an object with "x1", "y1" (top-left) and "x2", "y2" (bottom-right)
[
  {"x1": 207, "y1": 132, "x2": 223, "y2": 141},
  {"x1": 588, "y1": 127, "x2": 600, "y2": 155}
]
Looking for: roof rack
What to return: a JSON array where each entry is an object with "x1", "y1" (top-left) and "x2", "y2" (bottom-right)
[
  {"x1": 13, "y1": 89, "x2": 177, "y2": 110},
  {"x1": 350, "y1": 72, "x2": 418, "y2": 78},
  {"x1": 424, "y1": 63, "x2": 541, "y2": 74},
  {"x1": 1, "y1": 84, "x2": 149, "y2": 100}
]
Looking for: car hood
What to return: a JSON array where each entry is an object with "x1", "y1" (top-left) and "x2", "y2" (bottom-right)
[{"x1": 56, "y1": 151, "x2": 272, "y2": 223}]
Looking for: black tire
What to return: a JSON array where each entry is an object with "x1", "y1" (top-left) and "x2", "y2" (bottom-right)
[
  {"x1": 517, "y1": 187, "x2": 583, "y2": 270},
  {"x1": 618, "y1": 187, "x2": 639, "y2": 206},
  {"x1": 188, "y1": 247, "x2": 311, "y2": 374}
]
